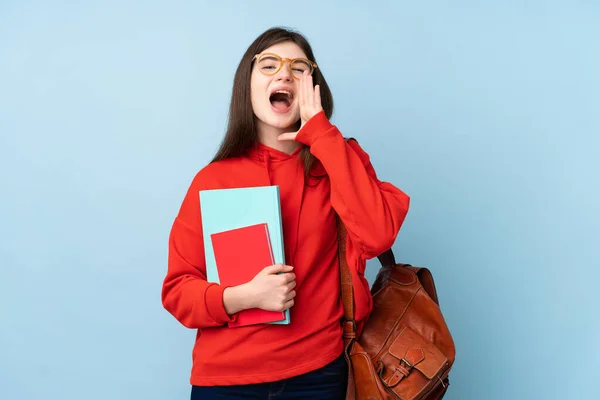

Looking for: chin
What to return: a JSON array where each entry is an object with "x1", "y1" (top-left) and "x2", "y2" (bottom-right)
[
  {"x1": 270, "y1": 118, "x2": 297, "y2": 129},
  {"x1": 261, "y1": 113, "x2": 300, "y2": 130}
]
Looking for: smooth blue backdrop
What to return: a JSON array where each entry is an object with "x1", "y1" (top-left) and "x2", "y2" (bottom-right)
[{"x1": 1, "y1": 1, "x2": 598, "y2": 399}]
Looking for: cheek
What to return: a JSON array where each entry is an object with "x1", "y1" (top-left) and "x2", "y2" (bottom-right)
[
  {"x1": 250, "y1": 84, "x2": 265, "y2": 115},
  {"x1": 250, "y1": 79, "x2": 259, "y2": 102},
  {"x1": 250, "y1": 73, "x2": 267, "y2": 98}
]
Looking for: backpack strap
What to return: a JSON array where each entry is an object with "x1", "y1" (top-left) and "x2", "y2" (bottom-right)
[
  {"x1": 336, "y1": 216, "x2": 356, "y2": 344},
  {"x1": 337, "y1": 216, "x2": 397, "y2": 337},
  {"x1": 377, "y1": 249, "x2": 396, "y2": 267}
]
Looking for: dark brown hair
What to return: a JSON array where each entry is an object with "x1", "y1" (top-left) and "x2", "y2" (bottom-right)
[{"x1": 210, "y1": 26, "x2": 334, "y2": 177}]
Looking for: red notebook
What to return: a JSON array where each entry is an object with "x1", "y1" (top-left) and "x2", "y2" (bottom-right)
[{"x1": 210, "y1": 223, "x2": 285, "y2": 328}]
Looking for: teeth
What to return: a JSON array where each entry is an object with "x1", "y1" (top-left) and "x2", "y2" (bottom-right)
[{"x1": 274, "y1": 90, "x2": 292, "y2": 98}]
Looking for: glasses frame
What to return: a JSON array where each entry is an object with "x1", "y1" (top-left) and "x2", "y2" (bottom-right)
[{"x1": 252, "y1": 52, "x2": 318, "y2": 80}]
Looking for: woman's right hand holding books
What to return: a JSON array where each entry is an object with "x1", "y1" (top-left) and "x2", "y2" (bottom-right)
[
  {"x1": 223, "y1": 264, "x2": 296, "y2": 315},
  {"x1": 247, "y1": 264, "x2": 296, "y2": 312}
]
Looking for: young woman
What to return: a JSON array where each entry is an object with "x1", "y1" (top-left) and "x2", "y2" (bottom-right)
[{"x1": 161, "y1": 27, "x2": 410, "y2": 399}]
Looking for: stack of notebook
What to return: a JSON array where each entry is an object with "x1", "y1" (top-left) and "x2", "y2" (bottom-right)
[{"x1": 199, "y1": 185, "x2": 290, "y2": 328}]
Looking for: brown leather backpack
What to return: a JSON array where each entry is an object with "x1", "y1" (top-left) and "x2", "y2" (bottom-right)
[{"x1": 338, "y1": 220, "x2": 456, "y2": 400}]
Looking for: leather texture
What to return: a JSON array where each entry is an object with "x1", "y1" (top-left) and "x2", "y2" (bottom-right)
[{"x1": 338, "y1": 219, "x2": 456, "y2": 400}]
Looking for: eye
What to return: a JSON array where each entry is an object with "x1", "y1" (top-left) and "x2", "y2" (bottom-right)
[
  {"x1": 257, "y1": 56, "x2": 280, "y2": 71},
  {"x1": 291, "y1": 60, "x2": 311, "y2": 74}
]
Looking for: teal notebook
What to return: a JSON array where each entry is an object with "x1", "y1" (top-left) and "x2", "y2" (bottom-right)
[{"x1": 199, "y1": 185, "x2": 290, "y2": 325}]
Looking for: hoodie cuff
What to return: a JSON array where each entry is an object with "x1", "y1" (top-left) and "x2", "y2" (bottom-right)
[
  {"x1": 295, "y1": 110, "x2": 335, "y2": 146},
  {"x1": 205, "y1": 283, "x2": 236, "y2": 325}
]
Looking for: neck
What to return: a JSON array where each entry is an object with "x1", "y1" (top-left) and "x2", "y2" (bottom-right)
[{"x1": 256, "y1": 119, "x2": 301, "y2": 155}]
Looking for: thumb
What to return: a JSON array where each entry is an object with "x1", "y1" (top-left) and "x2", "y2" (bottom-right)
[
  {"x1": 277, "y1": 132, "x2": 297, "y2": 142},
  {"x1": 264, "y1": 264, "x2": 293, "y2": 274}
]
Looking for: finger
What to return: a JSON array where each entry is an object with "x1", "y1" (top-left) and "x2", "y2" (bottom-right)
[
  {"x1": 283, "y1": 299, "x2": 295, "y2": 310},
  {"x1": 281, "y1": 272, "x2": 296, "y2": 284},
  {"x1": 277, "y1": 132, "x2": 297, "y2": 141},
  {"x1": 285, "y1": 290, "x2": 296, "y2": 301},
  {"x1": 304, "y1": 71, "x2": 312, "y2": 108},
  {"x1": 286, "y1": 280, "x2": 296, "y2": 291},
  {"x1": 296, "y1": 73, "x2": 302, "y2": 107},
  {"x1": 299, "y1": 72, "x2": 306, "y2": 108},
  {"x1": 307, "y1": 74, "x2": 314, "y2": 108},
  {"x1": 264, "y1": 264, "x2": 292, "y2": 274},
  {"x1": 315, "y1": 84, "x2": 321, "y2": 109},
  {"x1": 278, "y1": 272, "x2": 295, "y2": 285},
  {"x1": 262, "y1": 264, "x2": 280, "y2": 275}
]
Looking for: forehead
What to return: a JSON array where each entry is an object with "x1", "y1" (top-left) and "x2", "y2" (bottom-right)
[{"x1": 261, "y1": 41, "x2": 308, "y2": 59}]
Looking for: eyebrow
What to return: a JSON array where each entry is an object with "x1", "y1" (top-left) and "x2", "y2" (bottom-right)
[{"x1": 260, "y1": 55, "x2": 279, "y2": 61}]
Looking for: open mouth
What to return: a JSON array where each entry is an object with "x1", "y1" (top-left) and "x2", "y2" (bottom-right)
[{"x1": 269, "y1": 90, "x2": 294, "y2": 113}]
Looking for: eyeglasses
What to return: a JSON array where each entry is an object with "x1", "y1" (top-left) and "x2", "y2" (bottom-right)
[{"x1": 253, "y1": 52, "x2": 318, "y2": 80}]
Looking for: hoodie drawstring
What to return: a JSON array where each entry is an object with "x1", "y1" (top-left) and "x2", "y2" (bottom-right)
[{"x1": 264, "y1": 151, "x2": 272, "y2": 185}]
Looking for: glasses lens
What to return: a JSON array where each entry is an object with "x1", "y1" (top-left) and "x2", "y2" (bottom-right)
[
  {"x1": 290, "y1": 59, "x2": 312, "y2": 78},
  {"x1": 257, "y1": 55, "x2": 281, "y2": 75}
]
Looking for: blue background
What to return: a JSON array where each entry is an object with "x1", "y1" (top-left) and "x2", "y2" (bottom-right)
[{"x1": 1, "y1": 1, "x2": 598, "y2": 399}]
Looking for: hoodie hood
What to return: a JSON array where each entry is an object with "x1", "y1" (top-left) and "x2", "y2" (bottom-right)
[{"x1": 247, "y1": 142, "x2": 303, "y2": 186}]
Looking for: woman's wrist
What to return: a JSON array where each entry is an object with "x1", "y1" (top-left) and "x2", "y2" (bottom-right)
[{"x1": 223, "y1": 283, "x2": 254, "y2": 315}]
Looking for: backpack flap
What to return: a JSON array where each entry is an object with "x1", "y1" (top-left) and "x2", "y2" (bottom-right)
[{"x1": 386, "y1": 325, "x2": 448, "y2": 381}]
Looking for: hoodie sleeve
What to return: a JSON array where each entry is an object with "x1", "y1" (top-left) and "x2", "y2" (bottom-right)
[
  {"x1": 161, "y1": 173, "x2": 236, "y2": 329},
  {"x1": 295, "y1": 111, "x2": 410, "y2": 259}
]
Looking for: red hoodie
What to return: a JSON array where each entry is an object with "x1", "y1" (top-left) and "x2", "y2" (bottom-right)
[{"x1": 162, "y1": 111, "x2": 410, "y2": 386}]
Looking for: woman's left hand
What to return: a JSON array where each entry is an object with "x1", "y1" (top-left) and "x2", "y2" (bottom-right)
[{"x1": 277, "y1": 70, "x2": 323, "y2": 142}]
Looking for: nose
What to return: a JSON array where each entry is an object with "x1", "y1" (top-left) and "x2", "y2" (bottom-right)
[{"x1": 275, "y1": 62, "x2": 293, "y2": 82}]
